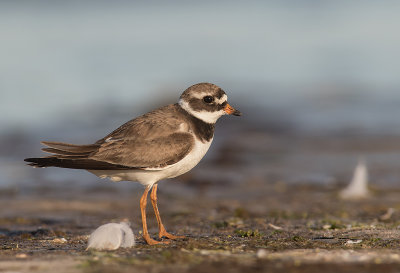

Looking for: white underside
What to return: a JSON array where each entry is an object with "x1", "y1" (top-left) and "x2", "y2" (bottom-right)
[{"x1": 88, "y1": 138, "x2": 213, "y2": 187}]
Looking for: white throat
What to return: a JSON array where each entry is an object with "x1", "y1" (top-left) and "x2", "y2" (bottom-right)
[{"x1": 179, "y1": 99, "x2": 225, "y2": 124}]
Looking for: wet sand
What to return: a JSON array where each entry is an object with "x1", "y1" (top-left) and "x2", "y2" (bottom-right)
[
  {"x1": 1, "y1": 128, "x2": 400, "y2": 273},
  {"x1": 1, "y1": 181, "x2": 400, "y2": 273},
  {"x1": 0, "y1": 176, "x2": 400, "y2": 272}
]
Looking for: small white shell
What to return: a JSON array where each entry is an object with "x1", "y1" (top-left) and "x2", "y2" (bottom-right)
[{"x1": 87, "y1": 222, "x2": 135, "y2": 250}]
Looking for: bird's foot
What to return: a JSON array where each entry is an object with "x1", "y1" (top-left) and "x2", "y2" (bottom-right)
[
  {"x1": 143, "y1": 235, "x2": 170, "y2": 245},
  {"x1": 159, "y1": 230, "x2": 186, "y2": 240}
]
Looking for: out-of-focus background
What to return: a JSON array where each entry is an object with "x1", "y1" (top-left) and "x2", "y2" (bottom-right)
[
  {"x1": 1, "y1": 1, "x2": 400, "y2": 193},
  {"x1": 2, "y1": 2, "x2": 400, "y2": 271}
]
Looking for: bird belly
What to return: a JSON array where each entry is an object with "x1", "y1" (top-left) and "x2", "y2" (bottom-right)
[
  {"x1": 88, "y1": 138, "x2": 213, "y2": 186},
  {"x1": 164, "y1": 138, "x2": 213, "y2": 178}
]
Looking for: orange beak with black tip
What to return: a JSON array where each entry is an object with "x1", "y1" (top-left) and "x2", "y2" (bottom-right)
[{"x1": 224, "y1": 103, "x2": 242, "y2": 116}]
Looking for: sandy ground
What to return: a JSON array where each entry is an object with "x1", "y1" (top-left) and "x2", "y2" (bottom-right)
[
  {"x1": 1, "y1": 179, "x2": 400, "y2": 273},
  {"x1": 2, "y1": 130, "x2": 400, "y2": 273}
]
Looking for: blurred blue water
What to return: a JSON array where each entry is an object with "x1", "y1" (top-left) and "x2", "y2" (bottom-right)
[
  {"x1": 1, "y1": 1, "x2": 400, "y2": 189},
  {"x1": 1, "y1": 1, "x2": 400, "y2": 132}
]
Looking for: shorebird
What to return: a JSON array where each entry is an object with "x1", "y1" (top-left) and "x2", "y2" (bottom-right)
[{"x1": 25, "y1": 82, "x2": 241, "y2": 245}]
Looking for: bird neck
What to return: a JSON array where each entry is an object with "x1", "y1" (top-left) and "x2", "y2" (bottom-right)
[{"x1": 176, "y1": 104, "x2": 215, "y2": 143}]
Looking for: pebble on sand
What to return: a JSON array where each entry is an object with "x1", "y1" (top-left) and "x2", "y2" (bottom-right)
[{"x1": 87, "y1": 222, "x2": 135, "y2": 250}]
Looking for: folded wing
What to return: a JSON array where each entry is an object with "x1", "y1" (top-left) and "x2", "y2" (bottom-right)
[{"x1": 24, "y1": 105, "x2": 195, "y2": 170}]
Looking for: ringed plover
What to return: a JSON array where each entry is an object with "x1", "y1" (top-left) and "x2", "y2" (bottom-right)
[{"x1": 25, "y1": 82, "x2": 241, "y2": 245}]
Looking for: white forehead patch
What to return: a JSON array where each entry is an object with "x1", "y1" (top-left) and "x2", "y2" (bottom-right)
[{"x1": 215, "y1": 94, "x2": 228, "y2": 104}]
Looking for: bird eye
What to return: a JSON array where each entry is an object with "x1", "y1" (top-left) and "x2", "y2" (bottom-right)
[{"x1": 203, "y1": 96, "x2": 214, "y2": 103}]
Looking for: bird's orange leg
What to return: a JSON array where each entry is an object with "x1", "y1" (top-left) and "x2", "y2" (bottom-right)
[
  {"x1": 150, "y1": 184, "x2": 185, "y2": 240},
  {"x1": 140, "y1": 186, "x2": 169, "y2": 245}
]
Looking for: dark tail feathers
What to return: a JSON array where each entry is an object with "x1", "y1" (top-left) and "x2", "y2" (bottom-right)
[
  {"x1": 24, "y1": 157, "x2": 133, "y2": 170},
  {"x1": 24, "y1": 141, "x2": 134, "y2": 170}
]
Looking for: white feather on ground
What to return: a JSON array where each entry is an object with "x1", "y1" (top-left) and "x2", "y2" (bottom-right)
[
  {"x1": 87, "y1": 222, "x2": 135, "y2": 250},
  {"x1": 339, "y1": 160, "x2": 370, "y2": 200}
]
